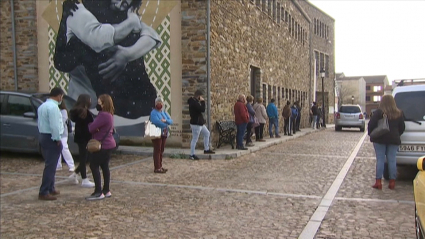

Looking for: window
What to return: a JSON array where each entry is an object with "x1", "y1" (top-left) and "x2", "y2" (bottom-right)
[
  {"x1": 288, "y1": 14, "x2": 292, "y2": 33},
  {"x1": 268, "y1": 0, "x2": 272, "y2": 16},
  {"x1": 314, "y1": 19, "x2": 316, "y2": 35},
  {"x1": 256, "y1": 0, "x2": 261, "y2": 7},
  {"x1": 276, "y1": 3, "x2": 281, "y2": 24},
  {"x1": 6, "y1": 95, "x2": 34, "y2": 116},
  {"x1": 395, "y1": 91, "x2": 425, "y2": 121},
  {"x1": 0, "y1": 94, "x2": 5, "y2": 115},
  {"x1": 280, "y1": 7, "x2": 284, "y2": 24},
  {"x1": 366, "y1": 85, "x2": 371, "y2": 91},
  {"x1": 339, "y1": 106, "x2": 361, "y2": 113},
  {"x1": 262, "y1": 84, "x2": 267, "y2": 104},
  {"x1": 272, "y1": 0, "x2": 276, "y2": 21},
  {"x1": 325, "y1": 55, "x2": 329, "y2": 77},
  {"x1": 285, "y1": 10, "x2": 288, "y2": 22},
  {"x1": 277, "y1": 86, "x2": 281, "y2": 108},
  {"x1": 373, "y1": 95, "x2": 381, "y2": 102},
  {"x1": 262, "y1": 0, "x2": 266, "y2": 12},
  {"x1": 315, "y1": 51, "x2": 319, "y2": 76},
  {"x1": 373, "y1": 86, "x2": 382, "y2": 92},
  {"x1": 366, "y1": 96, "x2": 371, "y2": 102},
  {"x1": 291, "y1": 17, "x2": 294, "y2": 36},
  {"x1": 268, "y1": 85, "x2": 272, "y2": 102},
  {"x1": 282, "y1": 87, "x2": 285, "y2": 99}
]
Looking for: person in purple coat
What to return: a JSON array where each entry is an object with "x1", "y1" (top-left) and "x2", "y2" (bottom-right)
[{"x1": 86, "y1": 94, "x2": 116, "y2": 200}]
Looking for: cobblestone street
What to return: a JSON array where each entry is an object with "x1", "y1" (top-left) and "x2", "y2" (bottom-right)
[{"x1": 0, "y1": 128, "x2": 416, "y2": 238}]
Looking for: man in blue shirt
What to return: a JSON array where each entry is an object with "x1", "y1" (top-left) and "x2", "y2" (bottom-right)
[
  {"x1": 38, "y1": 87, "x2": 64, "y2": 200},
  {"x1": 266, "y1": 99, "x2": 281, "y2": 138}
]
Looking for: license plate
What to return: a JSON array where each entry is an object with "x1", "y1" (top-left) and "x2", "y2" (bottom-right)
[{"x1": 399, "y1": 145, "x2": 425, "y2": 152}]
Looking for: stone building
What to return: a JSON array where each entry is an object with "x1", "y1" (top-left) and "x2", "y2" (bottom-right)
[{"x1": 1, "y1": 0, "x2": 335, "y2": 148}]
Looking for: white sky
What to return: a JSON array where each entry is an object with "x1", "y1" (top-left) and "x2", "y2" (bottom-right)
[{"x1": 309, "y1": 0, "x2": 425, "y2": 83}]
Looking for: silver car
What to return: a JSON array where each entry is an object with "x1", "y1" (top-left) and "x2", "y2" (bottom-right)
[
  {"x1": 0, "y1": 91, "x2": 120, "y2": 155},
  {"x1": 335, "y1": 104, "x2": 365, "y2": 132}
]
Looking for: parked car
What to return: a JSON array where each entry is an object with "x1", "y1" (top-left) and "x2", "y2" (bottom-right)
[
  {"x1": 0, "y1": 91, "x2": 120, "y2": 155},
  {"x1": 391, "y1": 85, "x2": 425, "y2": 166},
  {"x1": 334, "y1": 104, "x2": 365, "y2": 132},
  {"x1": 414, "y1": 156, "x2": 425, "y2": 239}
]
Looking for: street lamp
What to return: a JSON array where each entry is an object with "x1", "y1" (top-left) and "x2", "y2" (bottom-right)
[
  {"x1": 320, "y1": 68, "x2": 326, "y2": 128},
  {"x1": 351, "y1": 95, "x2": 354, "y2": 104}
]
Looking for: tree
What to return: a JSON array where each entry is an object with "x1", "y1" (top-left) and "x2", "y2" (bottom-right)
[{"x1": 336, "y1": 81, "x2": 357, "y2": 107}]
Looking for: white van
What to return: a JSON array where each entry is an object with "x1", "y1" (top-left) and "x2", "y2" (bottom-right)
[{"x1": 388, "y1": 85, "x2": 425, "y2": 178}]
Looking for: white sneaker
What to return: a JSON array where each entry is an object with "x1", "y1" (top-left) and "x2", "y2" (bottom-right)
[
  {"x1": 68, "y1": 167, "x2": 75, "y2": 172},
  {"x1": 56, "y1": 167, "x2": 62, "y2": 171},
  {"x1": 81, "y1": 178, "x2": 95, "y2": 188},
  {"x1": 68, "y1": 173, "x2": 79, "y2": 185}
]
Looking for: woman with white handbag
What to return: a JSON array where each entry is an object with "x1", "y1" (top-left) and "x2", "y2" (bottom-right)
[{"x1": 150, "y1": 97, "x2": 173, "y2": 173}]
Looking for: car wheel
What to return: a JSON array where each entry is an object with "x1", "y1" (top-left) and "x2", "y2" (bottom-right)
[
  {"x1": 416, "y1": 206, "x2": 424, "y2": 239},
  {"x1": 383, "y1": 163, "x2": 390, "y2": 180}
]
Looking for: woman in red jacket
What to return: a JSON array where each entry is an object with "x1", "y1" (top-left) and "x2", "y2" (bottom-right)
[{"x1": 234, "y1": 94, "x2": 249, "y2": 150}]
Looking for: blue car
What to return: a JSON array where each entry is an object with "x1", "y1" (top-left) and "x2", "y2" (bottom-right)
[{"x1": 0, "y1": 91, "x2": 120, "y2": 155}]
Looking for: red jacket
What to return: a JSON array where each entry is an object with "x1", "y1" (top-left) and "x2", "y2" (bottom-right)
[{"x1": 234, "y1": 100, "x2": 249, "y2": 124}]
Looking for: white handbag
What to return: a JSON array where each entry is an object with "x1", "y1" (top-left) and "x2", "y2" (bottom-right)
[{"x1": 144, "y1": 120, "x2": 162, "y2": 139}]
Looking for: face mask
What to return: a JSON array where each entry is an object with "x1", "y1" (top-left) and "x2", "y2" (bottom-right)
[
  {"x1": 96, "y1": 104, "x2": 102, "y2": 111},
  {"x1": 155, "y1": 104, "x2": 163, "y2": 110}
]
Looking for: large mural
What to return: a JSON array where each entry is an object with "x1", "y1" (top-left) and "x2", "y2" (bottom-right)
[{"x1": 42, "y1": 0, "x2": 177, "y2": 136}]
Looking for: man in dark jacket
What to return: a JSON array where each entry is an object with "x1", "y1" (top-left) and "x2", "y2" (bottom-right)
[
  {"x1": 295, "y1": 101, "x2": 302, "y2": 131},
  {"x1": 290, "y1": 103, "x2": 298, "y2": 135},
  {"x1": 310, "y1": 102, "x2": 319, "y2": 129},
  {"x1": 234, "y1": 94, "x2": 249, "y2": 150},
  {"x1": 188, "y1": 90, "x2": 215, "y2": 160},
  {"x1": 282, "y1": 101, "x2": 292, "y2": 136}
]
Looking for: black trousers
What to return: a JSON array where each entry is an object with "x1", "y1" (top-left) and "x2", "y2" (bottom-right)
[
  {"x1": 75, "y1": 142, "x2": 90, "y2": 179},
  {"x1": 255, "y1": 123, "x2": 265, "y2": 140},
  {"x1": 284, "y1": 118, "x2": 291, "y2": 135},
  {"x1": 291, "y1": 118, "x2": 297, "y2": 134},
  {"x1": 296, "y1": 114, "x2": 301, "y2": 130},
  {"x1": 39, "y1": 133, "x2": 62, "y2": 196},
  {"x1": 246, "y1": 122, "x2": 253, "y2": 144},
  {"x1": 90, "y1": 148, "x2": 112, "y2": 194}
]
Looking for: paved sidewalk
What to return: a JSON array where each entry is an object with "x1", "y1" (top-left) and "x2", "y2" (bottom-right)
[{"x1": 115, "y1": 125, "x2": 334, "y2": 159}]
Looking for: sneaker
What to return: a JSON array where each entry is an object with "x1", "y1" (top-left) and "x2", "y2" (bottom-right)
[
  {"x1": 190, "y1": 155, "x2": 200, "y2": 160},
  {"x1": 104, "y1": 191, "x2": 112, "y2": 198},
  {"x1": 81, "y1": 178, "x2": 95, "y2": 188},
  {"x1": 85, "y1": 192, "x2": 105, "y2": 201},
  {"x1": 56, "y1": 167, "x2": 62, "y2": 171},
  {"x1": 204, "y1": 150, "x2": 215, "y2": 154},
  {"x1": 68, "y1": 167, "x2": 75, "y2": 172}
]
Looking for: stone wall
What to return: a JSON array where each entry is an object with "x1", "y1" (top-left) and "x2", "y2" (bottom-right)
[
  {"x1": 0, "y1": 0, "x2": 38, "y2": 91},
  {"x1": 298, "y1": 0, "x2": 336, "y2": 123},
  {"x1": 210, "y1": 0, "x2": 311, "y2": 139},
  {"x1": 181, "y1": 0, "x2": 208, "y2": 146}
]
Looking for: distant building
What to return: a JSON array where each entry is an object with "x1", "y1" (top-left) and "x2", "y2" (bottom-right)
[{"x1": 363, "y1": 75, "x2": 389, "y2": 116}]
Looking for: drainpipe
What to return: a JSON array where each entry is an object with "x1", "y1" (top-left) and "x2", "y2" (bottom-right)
[
  {"x1": 10, "y1": 0, "x2": 18, "y2": 91},
  {"x1": 206, "y1": 0, "x2": 211, "y2": 131}
]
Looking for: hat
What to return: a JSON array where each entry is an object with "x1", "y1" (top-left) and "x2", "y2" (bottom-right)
[{"x1": 155, "y1": 97, "x2": 163, "y2": 103}]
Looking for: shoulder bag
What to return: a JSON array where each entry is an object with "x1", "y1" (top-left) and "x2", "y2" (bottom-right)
[
  {"x1": 370, "y1": 113, "x2": 390, "y2": 140},
  {"x1": 87, "y1": 126, "x2": 112, "y2": 153},
  {"x1": 144, "y1": 120, "x2": 162, "y2": 139}
]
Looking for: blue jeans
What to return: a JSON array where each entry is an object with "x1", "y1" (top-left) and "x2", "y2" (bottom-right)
[
  {"x1": 39, "y1": 133, "x2": 62, "y2": 196},
  {"x1": 236, "y1": 123, "x2": 248, "y2": 148},
  {"x1": 269, "y1": 118, "x2": 279, "y2": 136},
  {"x1": 373, "y1": 143, "x2": 399, "y2": 179},
  {"x1": 190, "y1": 124, "x2": 211, "y2": 155},
  {"x1": 311, "y1": 115, "x2": 318, "y2": 129}
]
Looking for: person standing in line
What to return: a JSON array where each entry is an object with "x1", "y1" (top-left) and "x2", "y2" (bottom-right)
[
  {"x1": 234, "y1": 94, "x2": 249, "y2": 150},
  {"x1": 56, "y1": 101, "x2": 76, "y2": 172},
  {"x1": 282, "y1": 101, "x2": 292, "y2": 136},
  {"x1": 253, "y1": 98, "x2": 267, "y2": 142},
  {"x1": 38, "y1": 87, "x2": 64, "y2": 201},
  {"x1": 290, "y1": 103, "x2": 299, "y2": 135},
  {"x1": 69, "y1": 94, "x2": 95, "y2": 187},
  {"x1": 187, "y1": 90, "x2": 215, "y2": 160},
  {"x1": 317, "y1": 104, "x2": 323, "y2": 128},
  {"x1": 295, "y1": 101, "x2": 302, "y2": 131},
  {"x1": 368, "y1": 95, "x2": 405, "y2": 190},
  {"x1": 85, "y1": 94, "x2": 116, "y2": 200},
  {"x1": 310, "y1": 102, "x2": 319, "y2": 129},
  {"x1": 150, "y1": 97, "x2": 173, "y2": 173},
  {"x1": 245, "y1": 95, "x2": 256, "y2": 147},
  {"x1": 266, "y1": 99, "x2": 281, "y2": 138}
]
